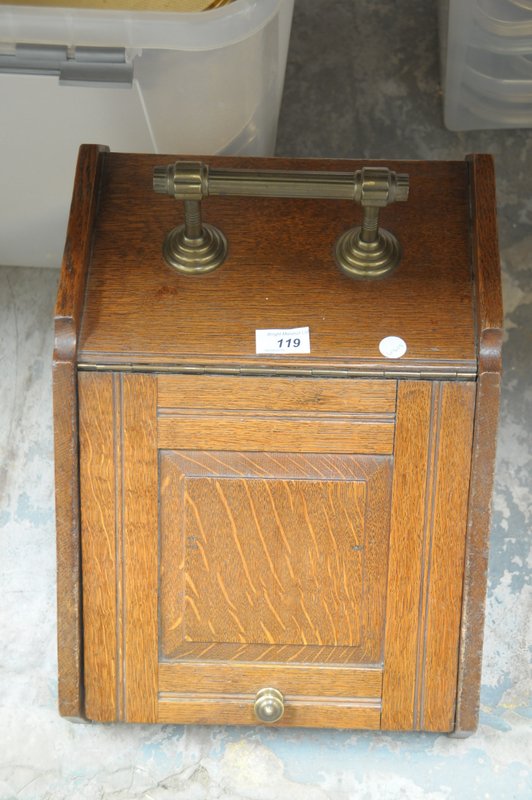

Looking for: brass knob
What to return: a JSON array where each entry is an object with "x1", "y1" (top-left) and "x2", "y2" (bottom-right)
[
  {"x1": 335, "y1": 167, "x2": 409, "y2": 280},
  {"x1": 254, "y1": 687, "x2": 285, "y2": 723}
]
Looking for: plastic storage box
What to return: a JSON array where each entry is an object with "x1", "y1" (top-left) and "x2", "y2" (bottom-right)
[
  {"x1": 438, "y1": 0, "x2": 532, "y2": 130},
  {"x1": 0, "y1": 0, "x2": 294, "y2": 267}
]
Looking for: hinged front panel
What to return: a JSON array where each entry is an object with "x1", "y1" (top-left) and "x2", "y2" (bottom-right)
[{"x1": 78, "y1": 371, "x2": 475, "y2": 730}]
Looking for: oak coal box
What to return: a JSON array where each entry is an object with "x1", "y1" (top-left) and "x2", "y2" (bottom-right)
[{"x1": 53, "y1": 146, "x2": 502, "y2": 735}]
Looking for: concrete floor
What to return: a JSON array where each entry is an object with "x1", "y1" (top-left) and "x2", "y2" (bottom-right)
[{"x1": 1, "y1": 1, "x2": 531, "y2": 797}]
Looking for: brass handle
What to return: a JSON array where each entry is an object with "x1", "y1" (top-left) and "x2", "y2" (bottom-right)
[
  {"x1": 254, "y1": 687, "x2": 285, "y2": 723},
  {"x1": 153, "y1": 161, "x2": 409, "y2": 279}
]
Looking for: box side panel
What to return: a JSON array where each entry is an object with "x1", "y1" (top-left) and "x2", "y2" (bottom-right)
[{"x1": 54, "y1": 144, "x2": 107, "y2": 718}]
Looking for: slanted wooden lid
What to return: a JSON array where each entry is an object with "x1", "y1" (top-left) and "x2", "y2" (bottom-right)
[{"x1": 66, "y1": 151, "x2": 501, "y2": 379}]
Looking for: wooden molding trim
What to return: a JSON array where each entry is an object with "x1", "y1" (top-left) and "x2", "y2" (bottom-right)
[
  {"x1": 54, "y1": 144, "x2": 108, "y2": 360},
  {"x1": 454, "y1": 155, "x2": 502, "y2": 735},
  {"x1": 454, "y1": 371, "x2": 501, "y2": 734},
  {"x1": 466, "y1": 154, "x2": 503, "y2": 375},
  {"x1": 54, "y1": 144, "x2": 108, "y2": 718},
  {"x1": 381, "y1": 381, "x2": 475, "y2": 732}
]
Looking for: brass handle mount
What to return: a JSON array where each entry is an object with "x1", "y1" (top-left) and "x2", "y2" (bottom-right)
[
  {"x1": 153, "y1": 161, "x2": 409, "y2": 279},
  {"x1": 254, "y1": 687, "x2": 285, "y2": 723}
]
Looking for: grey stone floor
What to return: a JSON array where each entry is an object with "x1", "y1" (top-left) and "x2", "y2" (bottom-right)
[{"x1": 1, "y1": 1, "x2": 531, "y2": 798}]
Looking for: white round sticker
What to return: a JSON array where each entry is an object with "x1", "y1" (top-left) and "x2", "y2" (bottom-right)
[{"x1": 379, "y1": 336, "x2": 407, "y2": 359}]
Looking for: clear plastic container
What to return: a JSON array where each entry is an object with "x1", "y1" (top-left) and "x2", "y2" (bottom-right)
[
  {"x1": 438, "y1": 0, "x2": 532, "y2": 129},
  {"x1": 0, "y1": 0, "x2": 294, "y2": 267}
]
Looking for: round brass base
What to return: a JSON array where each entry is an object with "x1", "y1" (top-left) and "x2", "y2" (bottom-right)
[
  {"x1": 335, "y1": 226, "x2": 402, "y2": 280},
  {"x1": 163, "y1": 223, "x2": 227, "y2": 275}
]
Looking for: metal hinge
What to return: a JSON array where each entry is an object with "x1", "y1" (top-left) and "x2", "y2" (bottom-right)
[
  {"x1": 77, "y1": 362, "x2": 477, "y2": 381},
  {"x1": 383, "y1": 369, "x2": 476, "y2": 381},
  {"x1": 0, "y1": 43, "x2": 133, "y2": 86}
]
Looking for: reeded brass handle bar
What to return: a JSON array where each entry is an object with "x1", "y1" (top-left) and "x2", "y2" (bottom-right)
[{"x1": 153, "y1": 161, "x2": 409, "y2": 279}]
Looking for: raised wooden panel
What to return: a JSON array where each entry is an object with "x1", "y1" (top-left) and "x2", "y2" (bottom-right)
[
  {"x1": 159, "y1": 663, "x2": 383, "y2": 697},
  {"x1": 185, "y1": 476, "x2": 365, "y2": 647},
  {"x1": 381, "y1": 381, "x2": 476, "y2": 732},
  {"x1": 158, "y1": 658, "x2": 383, "y2": 730},
  {"x1": 79, "y1": 372, "x2": 159, "y2": 723},
  {"x1": 160, "y1": 451, "x2": 392, "y2": 665},
  {"x1": 157, "y1": 375, "x2": 397, "y2": 414},
  {"x1": 157, "y1": 697, "x2": 381, "y2": 729},
  {"x1": 157, "y1": 414, "x2": 394, "y2": 454},
  {"x1": 421, "y1": 382, "x2": 475, "y2": 730},
  {"x1": 380, "y1": 381, "x2": 432, "y2": 731},
  {"x1": 157, "y1": 375, "x2": 395, "y2": 456},
  {"x1": 79, "y1": 372, "x2": 119, "y2": 722},
  {"x1": 121, "y1": 373, "x2": 159, "y2": 723}
]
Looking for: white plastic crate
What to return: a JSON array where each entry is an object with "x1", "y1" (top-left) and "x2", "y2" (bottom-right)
[
  {"x1": 0, "y1": 0, "x2": 294, "y2": 267},
  {"x1": 438, "y1": 0, "x2": 532, "y2": 130}
]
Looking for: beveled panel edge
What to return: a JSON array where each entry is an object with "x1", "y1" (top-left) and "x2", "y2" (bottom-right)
[
  {"x1": 159, "y1": 692, "x2": 382, "y2": 705},
  {"x1": 159, "y1": 452, "x2": 392, "y2": 665},
  {"x1": 157, "y1": 416, "x2": 394, "y2": 455},
  {"x1": 161, "y1": 643, "x2": 380, "y2": 665},
  {"x1": 159, "y1": 662, "x2": 383, "y2": 697}
]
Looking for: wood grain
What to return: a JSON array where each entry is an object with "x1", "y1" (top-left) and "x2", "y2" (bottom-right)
[
  {"x1": 381, "y1": 381, "x2": 476, "y2": 732},
  {"x1": 121, "y1": 374, "x2": 159, "y2": 722},
  {"x1": 157, "y1": 375, "x2": 397, "y2": 413},
  {"x1": 157, "y1": 414, "x2": 394, "y2": 454},
  {"x1": 418, "y1": 382, "x2": 475, "y2": 731},
  {"x1": 77, "y1": 372, "x2": 159, "y2": 722},
  {"x1": 159, "y1": 662, "x2": 382, "y2": 696},
  {"x1": 467, "y1": 154, "x2": 503, "y2": 373},
  {"x1": 160, "y1": 452, "x2": 392, "y2": 665},
  {"x1": 55, "y1": 145, "x2": 108, "y2": 359},
  {"x1": 183, "y1": 477, "x2": 366, "y2": 647},
  {"x1": 166, "y1": 643, "x2": 372, "y2": 665},
  {"x1": 450, "y1": 155, "x2": 502, "y2": 735},
  {"x1": 57, "y1": 149, "x2": 502, "y2": 731},
  {"x1": 53, "y1": 360, "x2": 84, "y2": 718},
  {"x1": 53, "y1": 144, "x2": 107, "y2": 718},
  {"x1": 157, "y1": 697, "x2": 381, "y2": 729},
  {"x1": 381, "y1": 381, "x2": 433, "y2": 730},
  {"x1": 78, "y1": 154, "x2": 476, "y2": 375},
  {"x1": 455, "y1": 372, "x2": 501, "y2": 734},
  {"x1": 78, "y1": 372, "x2": 119, "y2": 721}
]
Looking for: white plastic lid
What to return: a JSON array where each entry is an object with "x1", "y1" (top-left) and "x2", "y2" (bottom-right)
[{"x1": 0, "y1": 0, "x2": 283, "y2": 50}]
